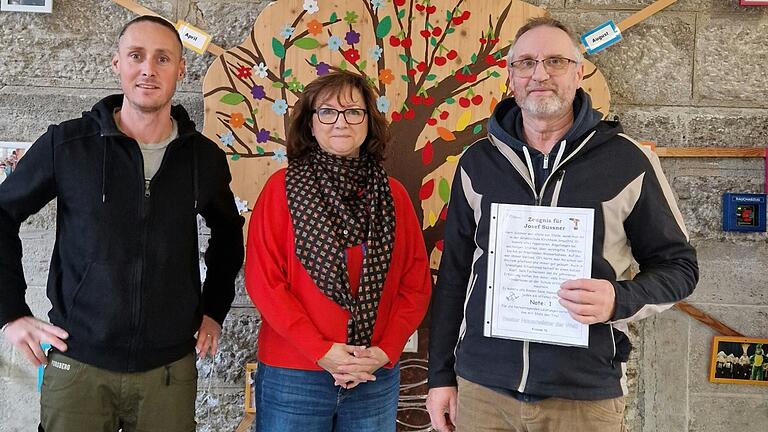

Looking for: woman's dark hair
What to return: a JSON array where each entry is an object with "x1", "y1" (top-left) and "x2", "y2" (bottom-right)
[{"x1": 286, "y1": 70, "x2": 390, "y2": 161}]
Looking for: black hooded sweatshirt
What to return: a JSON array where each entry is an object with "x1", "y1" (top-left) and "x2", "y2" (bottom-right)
[{"x1": 0, "y1": 95, "x2": 244, "y2": 372}]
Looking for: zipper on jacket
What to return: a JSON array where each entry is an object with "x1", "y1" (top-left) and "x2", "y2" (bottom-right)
[
  {"x1": 542, "y1": 153, "x2": 549, "y2": 169},
  {"x1": 129, "y1": 140, "x2": 152, "y2": 369},
  {"x1": 133, "y1": 139, "x2": 181, "y2": 369}
]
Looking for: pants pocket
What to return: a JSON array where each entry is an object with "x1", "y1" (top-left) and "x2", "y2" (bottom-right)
[{"x1": 41, "y1": 352, "x2": 85, "y2": 393}]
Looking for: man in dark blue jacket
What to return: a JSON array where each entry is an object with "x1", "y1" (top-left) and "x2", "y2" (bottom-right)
[
  {"x1": 426, "y1": 17, "x2": 698, "y2": 432},
  {"x1": 0, "y1": 16, "x2": 244, "y2": 431}
]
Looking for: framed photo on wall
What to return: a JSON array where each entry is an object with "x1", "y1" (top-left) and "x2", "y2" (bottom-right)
[
  {"x1": 243, "y1": 363, "x2": 257, "y2": 414},
  {"x1": 0, "y1": 0, "x2": 52, "y2": 13},
  {"x1": 709, "y1": 336, "x2": 768, "y2": 386},
  {"x1": 0, "y1": 142, "x2": 32, "y2": 185}
]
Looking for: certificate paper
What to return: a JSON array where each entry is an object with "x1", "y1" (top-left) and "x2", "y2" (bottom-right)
[{"x1": 484, "y1": 204, "x2": 594, "y2": 347}]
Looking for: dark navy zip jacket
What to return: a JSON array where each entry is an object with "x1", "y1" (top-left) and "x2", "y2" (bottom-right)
[{"x1": 428, "y1": 90, "x2": 698, "y2": 400}]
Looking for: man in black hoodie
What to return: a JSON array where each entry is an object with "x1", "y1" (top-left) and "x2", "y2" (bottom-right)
[
  {"x1": 426, "y1": 17, "x2": 697, "y2": 432},
  {"x1": 0, "y1": 16, "x2": 244, "y2": 431}
]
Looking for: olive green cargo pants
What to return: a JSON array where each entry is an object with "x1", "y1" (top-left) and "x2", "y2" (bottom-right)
[{"x1": 40, "y1": 351, "x2": 197, "y2": 432}]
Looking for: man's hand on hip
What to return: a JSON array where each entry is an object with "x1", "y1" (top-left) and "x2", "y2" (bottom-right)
[
  {"x1": 2, "y1": 316, "x2": 68, "y2": 367},
  {"x1": 426, "y1": 386, "x2": 458, "y2": 432},
  {"x1": 558, "y1": 278, "x2": 616, "y2": 324}
]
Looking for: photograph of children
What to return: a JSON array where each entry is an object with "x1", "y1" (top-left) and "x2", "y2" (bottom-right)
[
  {"x1": 0, "y1": 0, "x2": 52, "y2": 13},
  {"x1": 710, "y1": 336, "x2": 768, "y2": 386},
  {"x1": 0, "y1": 142, "x2": 30, "y2": 185}
]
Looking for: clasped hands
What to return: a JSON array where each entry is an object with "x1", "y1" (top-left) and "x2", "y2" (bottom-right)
[{"x1": 317, "y1": 343, "x2": 389, "y2": 389}]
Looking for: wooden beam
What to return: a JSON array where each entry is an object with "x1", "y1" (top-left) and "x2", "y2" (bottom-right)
[
  {"x1": 675, "y1": 302, "x2": 744, "y2": 337},
  {"x1": 655, "y1": 147, "x2": 766, "y2": 158},
  {"x1": 580, "y1": 0, "x2": 678, "y2": 53},
  {"x1": 617, "y1": 0, "x2": 678, "y2": 33},
  {"x1": 234, "y1": 413, "x2": 255, "y2": 432},
  {"x1": 112, "y1": 0, "x2": 225, "y2": 57}
]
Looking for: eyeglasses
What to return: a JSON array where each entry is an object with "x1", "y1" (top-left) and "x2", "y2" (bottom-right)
[
  {"x1": 509, "y1": 57, "x2": 579, "y2": 77},
  {"x1": 312, "y1": 108, "x2": 368, "y2": 125}
]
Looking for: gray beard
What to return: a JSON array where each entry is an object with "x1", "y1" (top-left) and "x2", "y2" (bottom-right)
[{"x1": 519, "y1": 92, "x2": 569, "y2": 116}]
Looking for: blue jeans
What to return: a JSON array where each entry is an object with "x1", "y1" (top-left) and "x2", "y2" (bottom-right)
[{"x1": 254, "y1": 362, "x2": 400, "y2": 432}]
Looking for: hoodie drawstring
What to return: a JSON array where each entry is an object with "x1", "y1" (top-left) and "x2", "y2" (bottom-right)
[
  {"x1": 192, "y1": 142, "x2": 199, "y2": 210},
  {"x1": 102, "y1": 138, "x2": 109, "y2": 203}
]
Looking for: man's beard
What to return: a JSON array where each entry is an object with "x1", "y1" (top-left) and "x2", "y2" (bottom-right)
[{"x1": 519, "y1": 89, "x2": 570, "y2": 116}]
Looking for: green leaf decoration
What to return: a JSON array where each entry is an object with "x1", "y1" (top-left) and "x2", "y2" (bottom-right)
[
  {"x1": 272, "y1": 38, "x2": 286, "y2": 58},
  {"x1": 446, "y1": 10, "x2": 452, "y2": 20},
  {"x1": 430, "y1": 37, "x2": 437, "y2": 47},
  {"x1": 329, "y1": 12, "x2": 338, "y2": 22},
  {"x1": 283, "y1": 68, "x2": 293, "y2": 78},
  {"x1": 445, "y1": 97, "x2": 455, "y2": 104},
  {"x1": 339, "y1": 60, "x2": 348, "y2": 71},
  {"x1": 438, "y1": 178, "x2": 451, "y2": 202},
  {"x1": 256, "y1": 146, "x2": 265, "y2": 155},
  {"x1": 231, "y1": 154, "x2": 241, "y2": 161},
  {"x1": 397, "y1": 9, "x2": 406, "y2": 19},
  {"x1": 399, "y1": 54, "x2": 410, "y2": 64},
  {"x1": 343, "y1": 10, "x2": 359, "y2": 25},
  {"x1": 220, "y1": 92, "x2": 245, "y2": 105},
  {"x1": 473, "y1": 124, "x2": 483, "y2": 134},
  {"x1": 425, "y1": 74, "x2": 437, "y2": 81},
  {"x1": 294, "y1": 38, "x2": 320, "y2": 50},
  {"x1": 272, "y1": 82, "x2": 285, "y2": 88},
  {"x1": 310, "y1": 54, "x2": 318, "y2": 65},
  {"x1": 401, "y1": 74, "x2": 409, "y2": 82},
  {"x1": 358, "y1": 60, "x2": 367, "y2": 70},
  {"x1": 490, "y1": 71, "x2": 501, "y2": 78},
  {"x1": 246, "y1": 117, "x2": 254, "y2": 125},
  {"x1": 471, "y1": 53, "x2": 477, "y2": 63},
  {"x1": 376, "y1": 16, "x2": 392, "y2": 39},
  {"x1": 446, "y1": 28, "x2": 455, "y2": 34}
]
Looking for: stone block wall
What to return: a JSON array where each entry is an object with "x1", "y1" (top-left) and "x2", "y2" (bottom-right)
[{"x1": 0, "y1": 0, "x2": 766, "y2": 430}]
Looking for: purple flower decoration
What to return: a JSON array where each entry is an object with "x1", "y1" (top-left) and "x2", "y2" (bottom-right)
[
  {"x1": 251, "y1": 85, "x2": 266, "y2": 100},
  {"x1": 315, "y1": 62, "x2": 331, "y2": 76},
  {"x1": 345, "y1": 30, "x2": 360, "y2": 46},
  {"x1": 256, "y1": 128, "x2": 270, "y2": 143}
]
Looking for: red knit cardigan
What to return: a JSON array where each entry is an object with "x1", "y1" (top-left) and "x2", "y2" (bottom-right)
[{"x1": 245, "y1": 168, "x2": 432, "y2": 370}]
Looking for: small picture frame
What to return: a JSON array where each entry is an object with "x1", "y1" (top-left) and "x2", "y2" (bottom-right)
[
  {"x1": 0, "y1": 141, "x2": 32, "y2": 185},
  {"x1": 709, "y1": 336, "x2": 768, "y2": 386},
  {"x1": 243, "y1": 362, "x2": 258, "y2": 413},
  {"x1": 0, "y1": 0, "x2": 52, "y2": 13}
]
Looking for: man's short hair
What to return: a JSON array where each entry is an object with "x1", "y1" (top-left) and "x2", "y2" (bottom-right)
[
  {"x1": 117, "y1": 16, "x2": 184, "y2": 55},
  {"x1": 509, "y1": 16, "x2": 583, "y2": 63}
]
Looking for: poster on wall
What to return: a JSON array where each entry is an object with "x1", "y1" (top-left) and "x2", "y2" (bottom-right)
[
  {"x1": 0, "y1": 142, "x2": 31, "y2": 185},
  {"x1": 710, "y1": 336, "x2": 768, "y2": 386},
  {"x1": 0, "y1": 0, "x2": 52, "y2": 13}
]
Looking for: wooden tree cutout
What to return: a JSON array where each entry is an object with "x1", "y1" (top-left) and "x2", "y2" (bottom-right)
[{"x1": 202, "y1": 0, "x2": 609, "y2": 270}]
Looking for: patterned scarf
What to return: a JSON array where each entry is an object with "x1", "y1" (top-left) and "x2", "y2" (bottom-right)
[{"x1": 286, "y1": 148, "x2": 395, "y2": 346}]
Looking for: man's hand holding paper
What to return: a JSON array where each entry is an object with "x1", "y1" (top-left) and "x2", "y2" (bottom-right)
[{"x1": 558, "y1": 278, "x2": 616, "y2": 324}]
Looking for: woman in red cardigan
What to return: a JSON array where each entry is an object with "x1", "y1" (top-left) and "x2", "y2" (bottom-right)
[{"x1": 245, "y1": 71, "x2": 432, "y2": 432}]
